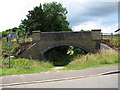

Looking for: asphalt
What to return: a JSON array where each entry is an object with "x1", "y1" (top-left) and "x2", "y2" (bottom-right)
[{"x1": 1, "y1": 65, "x2": 119, "y2": 86}]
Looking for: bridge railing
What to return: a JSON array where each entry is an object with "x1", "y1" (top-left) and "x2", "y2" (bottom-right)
[{"x1": 101, "y1": 33, "x2": 120, "y2": 40}]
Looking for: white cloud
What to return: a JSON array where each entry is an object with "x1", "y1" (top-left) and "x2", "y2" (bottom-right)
[
  {"x1": 0, "y1": 0, "x2": 118, "y2": 33},
  {"x1": 73, "y1": 22, "x2": 117, "y2": 33},
  {"x1": 0, "y1": 0, "x2": 56, "y2": 32},
  {"x1": 116, "y1": 24, "x2": 118, "y2": 27}
]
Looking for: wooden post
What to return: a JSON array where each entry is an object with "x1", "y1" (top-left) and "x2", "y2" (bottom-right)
[{"x1": 111, "y1": 33, "x2": 113, "y2": 40}]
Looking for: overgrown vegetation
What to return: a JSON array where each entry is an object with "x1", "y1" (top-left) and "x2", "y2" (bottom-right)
[
  {"x1": 2, "y1": 58, "x2": 54, "y2": 75},
  {"x1": 111, "y1": 38, "x2": 120, "y2": 46},
  {"x1": 2, "y1": 39, "x2": 20, "y2": 58},
  {"x1": 1, "y1": 2, "x2": 91, "y2": 66},
  {"x1": 1, "y1": 49, "x2": 119, "y2": 75},
  {"x1": 2, "y1": 37, "x2": 33, "y2": 58},
  {"x1": 101, "y1": 38, "x2": 120, "y2": 50},
  {"x1": 47, "y1": 46, "x2": 85, "y2": 66},
  {"x1": 64, "y1": 49, "x2": 119, "y2": 70},
  {"x1": 1, "y1": 2, "x2": 73, "y2": 63}
]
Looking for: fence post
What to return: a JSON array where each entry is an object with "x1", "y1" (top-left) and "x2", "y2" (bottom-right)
[{"x1": 111, "y1": 33, "x2": 113, "y2": 40}]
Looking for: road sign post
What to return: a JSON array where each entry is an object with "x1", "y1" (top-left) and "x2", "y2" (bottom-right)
[
  {"x1": 8, "y1": 34, "x2": 18, "y2": 68},
  {"x1": 9, "y1": 34, "x2": 11, "y2": 68}
]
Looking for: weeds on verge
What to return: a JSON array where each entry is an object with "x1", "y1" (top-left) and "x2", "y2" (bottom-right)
[{"x1": 65, "y1": 49, "x2": 118, "y2": 70}]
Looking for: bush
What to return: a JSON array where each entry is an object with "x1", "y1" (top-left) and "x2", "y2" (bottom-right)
[
  {"x1": 112, "y1": 38, "x2": 120, "y2": 46},
  {"x1": 2, "y1": 39, "x2": 20, "y2": 57}
]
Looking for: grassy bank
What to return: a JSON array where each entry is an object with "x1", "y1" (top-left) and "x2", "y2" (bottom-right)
[
  {"x1": 1, "y1": 49, "x2": 119, "y2": 76},
  {"x1": 64, "y1": 49, "x2": 119, "y2": 70},
  {"x1": 1, "y1": 58, "x2": 54, "y2": 75}
]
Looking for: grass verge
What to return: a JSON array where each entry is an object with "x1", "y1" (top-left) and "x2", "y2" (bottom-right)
[
  {"x1": 64, "y1": 49, "x2": 119, "y2": 70},
  {"x1": 1, "y1": 58, "x2": 54, "y2": 75},
  {"x1": 1, "y1": 49, "x2": 119, "y2": 76}
]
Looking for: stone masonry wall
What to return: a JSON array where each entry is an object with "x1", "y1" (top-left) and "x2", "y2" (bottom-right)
[{"x1": 20, "y1": 30, "x2": 101, "y2": 60}]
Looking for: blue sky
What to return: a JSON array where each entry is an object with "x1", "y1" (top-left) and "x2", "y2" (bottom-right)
[{"x1": 0, "y1": 0, "x2": 119, "y2": 33}]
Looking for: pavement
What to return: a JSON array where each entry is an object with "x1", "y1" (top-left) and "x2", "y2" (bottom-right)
[{"x1": 1, "y1": 65, "x2": 120, "y2": 86}]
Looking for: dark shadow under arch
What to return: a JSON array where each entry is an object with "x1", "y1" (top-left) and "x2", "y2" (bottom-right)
[
  {"x1": 40, "y1": 43, "x2": 90, "y2": 66},
  {"x1": 41, "y1": 42, "x2": 90, "y2": 54}
]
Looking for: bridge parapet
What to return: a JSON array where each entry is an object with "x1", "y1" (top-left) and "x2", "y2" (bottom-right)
[
  {"x1": 32, "y1": 31, "x2": 41, "y2": 42},
  {"x1": 32, "y1": 29, "x2": 101, "y2": 42},
  {"x1": 91, "y1": 29, "x2": 101, "y2": 40}
]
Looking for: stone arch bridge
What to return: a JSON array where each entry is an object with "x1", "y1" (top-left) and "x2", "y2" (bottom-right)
[{"x1": 20, "y1": 29, "x2": 101, "y2": 60}]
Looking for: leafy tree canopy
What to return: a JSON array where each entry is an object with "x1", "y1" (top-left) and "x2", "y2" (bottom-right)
[{"x1": 21, "y1": 2, "x2": 71, "y2": 34}]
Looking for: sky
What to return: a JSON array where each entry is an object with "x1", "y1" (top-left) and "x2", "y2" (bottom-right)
[{"x1": 0, "y1": 0, "x2": 119, "y2": 33}]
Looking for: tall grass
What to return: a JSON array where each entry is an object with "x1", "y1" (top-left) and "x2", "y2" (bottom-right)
[
  {"x1": 1, "y1": 49, "x2": 119, "y2": 75},
  {"x1": 2, "y1": 58, "x2": 54, "y2": 75},
  {"x1": 65, "y1": 49, "x2": 118, "y2": 70}
]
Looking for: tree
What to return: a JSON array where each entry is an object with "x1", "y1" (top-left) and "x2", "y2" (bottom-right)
[
  {"x1": 2, "y1": 29, "x2": 12, "y2": 42},
  {"x1": 21, "y1": 4, "x2": 45, "y2": 34},
  {"x1": 21, "y1": 2, "x2": 71, "y2": 34},
  {"x1": 21, "y1": 2, "x2": 74, "y2": 63},
  {"x1": 43, "y1": 2, "x2": 71, "y2": 32}
]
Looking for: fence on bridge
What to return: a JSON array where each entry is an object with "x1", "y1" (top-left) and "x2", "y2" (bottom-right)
[{"x1": 101, "y1": 33, "x2": 120, "y2": 40}]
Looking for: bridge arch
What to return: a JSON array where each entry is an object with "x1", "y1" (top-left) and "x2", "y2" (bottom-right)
[
  {"x1": 41, "y1": 42, "x2": 90, "y2": 54},
  {"x1": 40, "y1": 42, "x2": 90, "y2": 65}
]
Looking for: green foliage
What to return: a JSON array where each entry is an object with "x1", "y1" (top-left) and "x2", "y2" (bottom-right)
[
  {"x1": 2, "y1": 2, "x2": 71, "y2": 37},
  {"x1": 81, "y1": 29, "x2": 90, "y2": 31},
  {"x1": 67, "y1": 46, "x2": 85, "y2": 55},
  {"x1": 2, "y1": 58, "x2": 31, "y2": 68},
  {"x1": 2, "y1": 27, "x2": 18, "y2": 38},
  {"x1": 65, "y1": 50, "x2": 118, "y2": 70},
  {"x1": 2, "y1": 58, "x2": 54, "y2": 75},
  {"x1": 112, "y1": 38, "x2": 120, "y2": 46},
  {"x1": 2, "y1": 31, "x2": 8, "y2": 38},
  {"x1": 2, "y1": 25, "x2": 27, "y2": 43},
  {"x1": 22, "y1": 2, "x2": 71, "y2": 34},
  {"x1": 1, "y1": 50, "x2": 119, "y2": 75},
  {"x1": 2, "y1": 39, "x2": 20, "y2": 57},
  {"x1": 0, "y1": 32, "x2": 2, "y2": 40},
  {"x1": 15, "y1": 25, "x2": 26, "y2": 38},
  {"x1": 1, "y1": 2, "x2": 73, "y2": 63},
  {"x1": 48, "y1": 46, "x2": 85, "y2": 66},
  {"x1": 49, "y1": 46, "x2": 75, "y2": 65},
  {"x1": 43, "y1": 2, "x2": 71, "y2": 32}
]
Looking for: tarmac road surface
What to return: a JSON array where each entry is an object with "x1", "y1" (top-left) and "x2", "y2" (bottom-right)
[{"x1": 3, "y1": 73, "x2": 118, "y2": 88}]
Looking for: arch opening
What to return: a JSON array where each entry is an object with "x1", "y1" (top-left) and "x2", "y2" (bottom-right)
[{"x1": 42, "y1": 44, "x2": 89, "y2": 66}]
